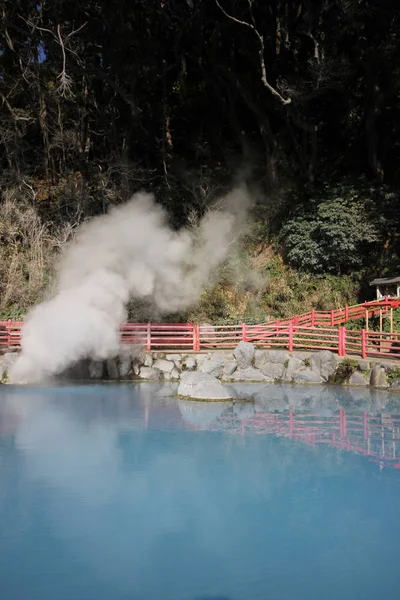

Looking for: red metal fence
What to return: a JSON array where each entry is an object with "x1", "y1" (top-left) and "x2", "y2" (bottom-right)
[{"x1": 1, "y1": 297, "x2": 400, "y2": 358}]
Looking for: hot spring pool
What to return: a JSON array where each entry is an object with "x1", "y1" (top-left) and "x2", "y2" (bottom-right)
[{"x1": 1, "y1": 382, "x2": 400, "y2": 600}]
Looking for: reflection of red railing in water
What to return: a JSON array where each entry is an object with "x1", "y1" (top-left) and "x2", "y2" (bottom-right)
[{"x1": 207, "y1": 409, "x2": 400, "y2": 470}]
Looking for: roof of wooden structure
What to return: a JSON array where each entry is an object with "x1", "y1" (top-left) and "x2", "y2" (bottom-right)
[{"x1": 370, "y1": 277, "x2": 400, "y2": 286}]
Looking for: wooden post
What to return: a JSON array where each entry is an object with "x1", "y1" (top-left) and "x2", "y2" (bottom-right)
[
  {"x1": 379, "y1": 309, "x2": 383, "y2": 333},
  {"x1": 390, "y1": 307, "x2": 393, "y2": 334},
  {"x1": 330, "y1": 309, "x2": 334, "y2": 326},
  {"x1": 288, "y1": 322, "x2": 294, "y2": 352},
  {"x1": 342, "y1": 327, "x2": 346, "y2": 356},
  {"x1": 311, "y1": 309, "x2": 315, "y2": 327},
  {"x1": 361, "y1": 328, "x2": 367, "y2": 359},
  {"x1": 365, "y1": 308, "x2": 369, "y2": 332},
  {"x1": 7, "y1": 319, "x2": 11, "y2": 348},
  {"x1": 146, "y1": 322, "x2": 151, "y2": 351}
]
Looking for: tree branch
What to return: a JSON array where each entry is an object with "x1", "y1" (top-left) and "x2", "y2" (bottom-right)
[{"x1": 215, "y1": 0, "x2": 291, "y2": 105}]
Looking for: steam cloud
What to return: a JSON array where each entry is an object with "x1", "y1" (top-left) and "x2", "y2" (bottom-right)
[{"x1": 10, "y1": 188, "x2": 250, "y2": 384}]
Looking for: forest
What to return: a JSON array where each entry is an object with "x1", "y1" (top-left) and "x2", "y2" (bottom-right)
[{"x1": 1, "y1": 0, "x2": 399, "y2": 322}]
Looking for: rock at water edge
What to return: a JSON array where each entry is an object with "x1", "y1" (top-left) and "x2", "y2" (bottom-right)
[{"x1": 178, "y1": 372, "x2": 233, "y2": 400}]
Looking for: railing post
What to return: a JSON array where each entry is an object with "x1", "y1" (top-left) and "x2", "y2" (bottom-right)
[
  {"x1": 288, "y1": 322, "x2": 294, "y2": 352},
  {"x1": 193, "y1": 323, "x2": 200, "y2": 352},
  {"x1": 330, "y1": 310, "x2": 334, "y2": 326},
  {"x1": 242, "y1": 322, "x2": 248, "y2": 342},
  {"x1": 342, "y1": 326, "x2": 346, "y2": 357},
  {"x1": 361, "y1": 328, "x2": 367, "y2": 359},
  {"x1": 7, "y1": 319, "x2": 11, "y2": 348},
  {"x1": 338, "y1": 327, "x2": 342, "y2": 356},
  {"x1": 146, "y1": 322, "x2": 151, "y2": 351},
  {"x1": 311, "y1": 309, "x2": 315, "y2": 327}
]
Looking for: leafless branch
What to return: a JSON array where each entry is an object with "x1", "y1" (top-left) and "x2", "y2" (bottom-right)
[
  {"x1": 21, "y1": 17, "x2": 87, "y2": 98},
  {"x1": 215, "y1": 0, "x2": 291, "y2": 105}
]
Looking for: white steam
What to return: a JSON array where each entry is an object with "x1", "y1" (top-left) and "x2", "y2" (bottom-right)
[{"x1": 10, "y1": 188, "x2": 250, "y2": 384}]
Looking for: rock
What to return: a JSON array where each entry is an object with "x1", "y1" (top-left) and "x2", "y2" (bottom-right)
[
  {"x1": 173, "y1": 360, "x2": 182, "y2": 370},
  {"x1": 292, "y1": 369, "x2": 323, "y2": 384},
  {"x1": 348, "y1": 371, "x2": 369, "y2": 386},
  {"x1": 254, "y1": 350, "x2": 267, "y2": 369},
  {"x1": 198, "y1": 353, "x2": 227, "y2": 377},
  {"x1": 153, "y1": 359, "x2": 175, "y2": 373},
  {"x1": 165, "y1": 367, "x2": 180, "y2": 380},
  {"x1": 106, "y1": 358, "x2": 119, "y2": 379},
  {"x1": 370, "y1": 365, "x2": 389, "y2": 388},
  {"x1": 139, "y1": 366, "x2": 162, "y2": 380},
  {"x1": 234, "y1": 341, "x2": 255, "y2": 369},
  {"x1": 358, "y1": 359, "x2": 370, "y2": 371},
  {"x1": 223, "y1": 360, "x2": 237, "y2": 377},
  {"x1": 310, "y1": 350, "x2": 339, "y2": 382},
  {"x1": 390, "y1": 378, "x2": 400, "y2": 390},
  {"x1": 266, "y1": 350, "x2": 291, "y2": 365},
  {"x1": 166, "y1": 354, "x2": 182, "y2": 362},
  {"x1": 178, "y1": 372, "x2": 233, "y2": 400},
  {"x1": 183, "y1": 356, "x2": 196, "y2": 370},
  {"x1": 260, "y1": 362, "x2": 285, "y2": 380},
  {"x1": 229, "y1": 367, "x2": 274, "y2": 382},
  {"x1": 283, "y1": 357, "x2": 303, "y2": 381},
  {"x1": 144, "y1": 354, "x2": 153, "y2": 367},
  {"x1": 133, "y1": 363, "x2": 140, "y2": 376},
  {"x1": 118, "y1": 357, "x2": 132, "y2": 377},
  {"x1": 88, "y1": 360, "x2": 104, "y2": 379}
]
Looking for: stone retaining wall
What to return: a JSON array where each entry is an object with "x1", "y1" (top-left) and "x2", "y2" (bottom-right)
[{"x1": 2, "y1": 341, "x2": 400, "y2": 391}]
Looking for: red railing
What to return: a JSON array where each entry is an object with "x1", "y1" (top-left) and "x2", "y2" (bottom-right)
[{"x1": 1, "y1": 297, "x2": 399, "y2": 358}]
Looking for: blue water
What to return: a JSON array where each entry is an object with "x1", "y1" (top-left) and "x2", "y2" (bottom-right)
[{"x1": 1, "y1": 382, "x2": 400, "y2": 600}]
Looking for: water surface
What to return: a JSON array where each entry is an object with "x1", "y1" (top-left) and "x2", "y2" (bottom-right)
[{"x1": 1, "y1": 383, "x2": 400, "y2": 600}]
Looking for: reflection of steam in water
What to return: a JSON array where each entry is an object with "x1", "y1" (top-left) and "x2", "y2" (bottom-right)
[{"x1": 1, "y1": 383, "x2": 400, "y2": 599}]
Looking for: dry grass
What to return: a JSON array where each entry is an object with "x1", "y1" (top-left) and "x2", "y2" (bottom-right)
[{"x1": 0, "y1": 189, "x2": 75, "y2": 319}]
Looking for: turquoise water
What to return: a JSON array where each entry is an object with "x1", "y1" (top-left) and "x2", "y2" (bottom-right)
[{"x1": 1, "y1": 382, "x2": 400, "y2": 600}]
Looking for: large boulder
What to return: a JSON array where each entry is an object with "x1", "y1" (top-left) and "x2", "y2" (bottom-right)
[
  {"x1": 310, "y1": 350, "x2": 340, "y2": 382},
  {"x1": 234, "y1": 341, "x2": 255, "y2": 369},
  {"x1": 178, "y1": 372, "x2": 233, "y2": 400}
]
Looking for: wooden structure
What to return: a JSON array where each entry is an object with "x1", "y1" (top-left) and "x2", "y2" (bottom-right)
[{"x1": 370, "y1": 276, "x2": 400, "y2": 300}]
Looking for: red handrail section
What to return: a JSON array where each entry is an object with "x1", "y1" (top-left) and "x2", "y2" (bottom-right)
[
  {"x1": 206, "y1": 409, "x2": 400, "y2": 469},
  {"x1": 1, "y1": 297, "x2": 399, "y2": 358}
]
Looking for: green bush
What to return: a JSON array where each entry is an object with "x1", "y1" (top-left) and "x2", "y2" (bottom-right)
[{"x1": 281, "y1": 179, "x2": 397, "y2": 274}]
